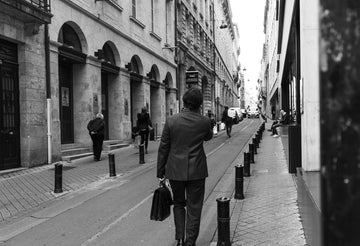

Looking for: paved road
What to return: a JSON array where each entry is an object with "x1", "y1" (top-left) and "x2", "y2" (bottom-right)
[{"x1": 0, "y1": 119, "x2": 261, "y2": 246}]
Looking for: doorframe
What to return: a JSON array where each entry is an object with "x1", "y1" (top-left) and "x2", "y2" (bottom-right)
[{"x1": 0, "y1": 38, "x2": 21, "y2": 170}]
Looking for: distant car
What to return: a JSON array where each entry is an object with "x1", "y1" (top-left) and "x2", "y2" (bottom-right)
[
  {"x1": 240, "y1": 109, "x2": 247, "y2": 118},
  {"x1": 247, "y1": 109, "x2": 259, "y2": 118},
  {"x1": 228, "y1": 107, "x2": 243, "y2": 124}
]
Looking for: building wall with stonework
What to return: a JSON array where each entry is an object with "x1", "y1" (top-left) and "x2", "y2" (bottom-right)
[
  {"x1": 213, "y1": 0, "x2": 240, "y2": 118},
  {"x1": 0, "y1": 2, "x2": 52, "y2": 168},
  {"x1": 175, "y1": 0, "x2": 215, "y2": 114},
  {"x1": 49, "y1": 0, "x2": 177, "y2": 160}
]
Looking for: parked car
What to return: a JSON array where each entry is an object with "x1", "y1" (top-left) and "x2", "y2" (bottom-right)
[
  {"x1": 247, "y1": 108, "x2": 259, "y2": 118},
  {"x1": 228, "y1": 107, "x2": 243, "y2": 124}
]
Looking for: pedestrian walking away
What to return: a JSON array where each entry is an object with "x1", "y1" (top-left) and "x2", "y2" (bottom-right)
[
  {"x1": 157, "y1": 87, "x2": 213, "y2": 246},
  {"x1": 87, "y1": 112, "x2": 105, "y2": 161},
  {"x1": 221, "y1": 106, "x2": 233, "y2": 138},
  {"x1": 137, "y1": 107, "x2": 153, "y2": 154}
]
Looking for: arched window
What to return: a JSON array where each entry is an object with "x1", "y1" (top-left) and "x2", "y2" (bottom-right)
[
  {"x1": 131, "y1": 57, "x2": 140, "y2": 74},
  {"x1": 58, "y1": 23, "x2": 82, "y2": 52},
  {"x1": 102, "y1": 43, "x2": 116, "y2": 65}
]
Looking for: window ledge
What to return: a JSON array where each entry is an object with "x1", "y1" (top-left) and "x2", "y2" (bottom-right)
[
  {"x1": 105, "y1": 0, "x2": 123, "y2": 12},
  {"x1": 130, "y1": 16, "x2": 145, "y2": 29},
  {"x1": 150, "y1": 31, "x2": 162, "y2": 42}
]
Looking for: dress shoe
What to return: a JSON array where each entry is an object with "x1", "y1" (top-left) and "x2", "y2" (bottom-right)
[{"x1": 176, "y1": 239, "x2": 185, "y2": 246}]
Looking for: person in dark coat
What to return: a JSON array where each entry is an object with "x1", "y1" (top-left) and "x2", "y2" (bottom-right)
[
  {"x1": 221, "y1": 106, "x2": 233, "y2": 138},
  {"x1": 87, "y1": 113, "x2": 105, "y2": 161},
  {"x1": 157, "y1": 87, "x2": 213, "y2": 246},
  {"x1": 137, "y1": 107, "x2": 152, "y2": 154}
]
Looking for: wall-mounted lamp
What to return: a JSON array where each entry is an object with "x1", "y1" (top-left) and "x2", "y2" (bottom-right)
[
  {"x1": 162, "y1": 46, "x2": 178, "y2": 52},
  {"x1": 219, "y1": 21, "x2": 228, "y2": 29}
]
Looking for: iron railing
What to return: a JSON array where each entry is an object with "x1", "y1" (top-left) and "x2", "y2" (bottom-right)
[
  {"x1": 0, "y1": 0, "x2": 51, "y2": 13},
  {"x1": 24, "y1": 0, "x2": 51, "y2": 12}
]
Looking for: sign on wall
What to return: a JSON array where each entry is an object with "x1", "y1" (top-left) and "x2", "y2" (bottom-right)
[
  {"x1": 61, "y1": 87, "x2": 69, "y2": 107},
  {"x1": 186, "y1": 71, "x2": 199, "y2": 86}
]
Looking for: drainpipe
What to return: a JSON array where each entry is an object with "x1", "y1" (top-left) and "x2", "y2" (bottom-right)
[
  {"x1": 45, "y1": 23, "x2": 52, "y2": 164},
  {"x1": 212, "y1": 4, "x2": 217, "y2": 120},
  {"x1": 175, "y1": 0, "x2": 180, "y2": 112}
]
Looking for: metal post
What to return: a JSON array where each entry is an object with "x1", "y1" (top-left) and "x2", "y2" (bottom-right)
[
  {"x1": 243, "y1": 152, "x2": 251, "y2": 177},
  {"x1": 216, "y1": 197, "x2": 231, "y2": 246},
  {"x1": 249, "y1": 144, "x2": 255, "y2": 163},
  {"x1": 54, "y1": 163, "x2": 63, "y2": 193},
  {"x1": 252, "y1": 138, "x2": 258, "y2": 154},
  {"x1": 155, "y1": 123, "x2": 158, "y2": 140},
  {"x1": 108, "y1": 153, "x2": 116, "y2": 177},
  {"x1": 235, "y1": 165, "x2": 244, "y2": 199},
  {"x1": 139, "y1": 144, "x2": 145, "y2": 164},
  {"x1": 255, "y1": 133, "x2": 260, "y2": 146}
]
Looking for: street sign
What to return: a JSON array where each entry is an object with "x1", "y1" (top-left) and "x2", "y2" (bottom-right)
[{"x1": 186, "y1": 70, "x2": 199, "y2": 85}]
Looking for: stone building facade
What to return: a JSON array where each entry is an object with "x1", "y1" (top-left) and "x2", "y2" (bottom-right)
[
  {"x1": 50, "y1": 0, "x2": 177, "y2": 162},
  {"x1": 0, "y1": 0, "x2": 239, "y2": 169},
  {"x1": 213, "y1": 0, "x2": 241, "y2": 119},
  {"x1": 0, "y1": 0, "x2": 52, "y2": 169},
  {"x1": 175, "y1": 0, "x2": 240, "y2": 118},
  {"x1": 0, "y1": 0, "x2": 177, "y2": 169}
]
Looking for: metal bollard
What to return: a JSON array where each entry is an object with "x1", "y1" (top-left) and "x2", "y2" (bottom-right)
[
  {"x1": 216, "y1": 197, "x2": 231, "y2": 246},
  {"x1": 155, "y1": 123, "x2": 158, "y2": 140},
  {"x1": 139, "y1": 144, "x2": 145, "y2": 164},
  {"x1": 217, "y1": 122, "x2": 220, "y2": 132},
  {"x1": 252, "y1": 138, "x2": 258, "y2": 154},
  {"x1": 255, "y1": 133, "x2": 260, "y2": 146},
  {"x1": 108, "y1": 153, "x2": 116, "y2": 177},
  {"x1": 235, "y1": 165, "x2": 244, "y2": 199},
  {"x1": 249, "y1": 144, "x2": 255, "y2": 163},
  {"x1": 54, "y1": 163, "x2": 63, "y2": 193},
  {"x1": 243, "y1": 152, "x2": 251, "y2": 177}
]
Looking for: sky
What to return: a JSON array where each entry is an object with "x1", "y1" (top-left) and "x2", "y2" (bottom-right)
[{"x1": 229, "y1": 0, "x2": 266, "y2": 107}]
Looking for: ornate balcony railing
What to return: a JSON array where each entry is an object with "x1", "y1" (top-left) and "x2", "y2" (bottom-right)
[{"x1": 0, "y1": 0, "x2": 52, "y2": 24}]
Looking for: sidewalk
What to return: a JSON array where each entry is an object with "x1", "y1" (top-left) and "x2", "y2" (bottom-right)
[{"x1": 223, "y1": 121, "x2": 307, "y2": 246}]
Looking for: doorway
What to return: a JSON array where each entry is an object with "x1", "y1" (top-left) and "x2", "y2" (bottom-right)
[
  {"x1": 0, "y1": 40, "x2": 20, "y2": 170},
  {"x1": 101, "y1": 71, "x2": 109, "y2": 140},
  {"x1": 59, "y1": 61, "x2": 74, "y2": 144}
]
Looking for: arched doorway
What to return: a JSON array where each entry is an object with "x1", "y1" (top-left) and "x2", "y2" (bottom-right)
[
  {"x1": 148, "y1": 65, "x2": 161, "y2": 135},
  {"x1": 129, "y1": 55, "x2": 144, "y2": 128},
  {"x1": 99, "y1": 41, "x2": 120, "y2": 140},
  {"x1": 57, "y1": 22, "x2": 87, "y2": 144}
]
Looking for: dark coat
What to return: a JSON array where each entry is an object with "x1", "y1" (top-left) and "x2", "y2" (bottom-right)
[
  {"x1": 157, "y1": 108, "x2": 213, "y2": 181},
  {"x1": 87, "y1": 118, "x2": 105, "y2": 135},
  {"x1": 221, "y1": 109, "x2": 233, "y2": 126},
  {"x1": 137, "y1": 113, "x2": 152, "y2": 132}
]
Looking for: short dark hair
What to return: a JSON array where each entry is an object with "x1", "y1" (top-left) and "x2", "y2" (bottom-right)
[{"x1": 182, "y1": 87, "x2": 203, "y2": 110}]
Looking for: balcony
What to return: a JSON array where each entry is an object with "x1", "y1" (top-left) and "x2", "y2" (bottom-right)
[{"x1": 0, "y1": 0, "x2": 52, "y2": 25}]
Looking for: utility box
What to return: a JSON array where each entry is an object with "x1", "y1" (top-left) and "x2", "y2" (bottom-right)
[{"x1": 288, "y1": 124, "x2": 302, "y2": 173}]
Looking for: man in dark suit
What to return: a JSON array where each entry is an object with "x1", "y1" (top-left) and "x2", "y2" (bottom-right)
[{"x1": 157, "y1": 87, "x2": 213, "y2": 246}]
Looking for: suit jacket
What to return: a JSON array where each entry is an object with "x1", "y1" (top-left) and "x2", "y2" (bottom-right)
[{"x1": 157, "y1": 108, "x2": 213, "y2": 181}]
